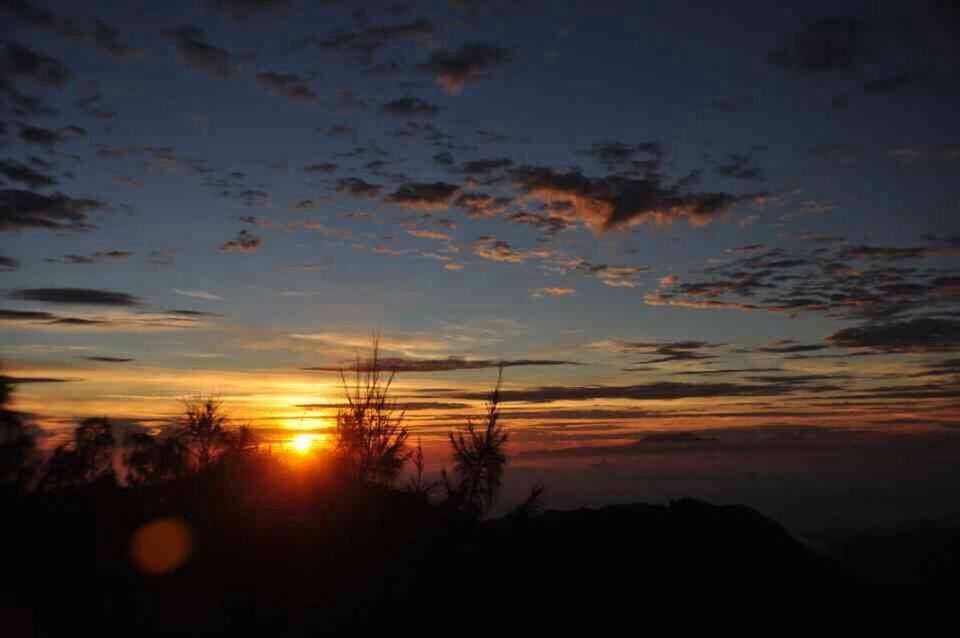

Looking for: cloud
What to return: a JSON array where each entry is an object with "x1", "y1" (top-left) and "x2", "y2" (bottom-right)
[
  {"x1": 913, "y1": 358, "x2": 960, "y2": 378},
  {"x1": 888, "y1": 145, "x2": 960, "y2": 163},
  {"x1": 590, "y1": 264, "x2": 646, "y2": 288},
  {"x1": 303, "y1": 162, "x2": 337, "y2": 173},
  {"x1": 87, "y1": 21, "x2": 142, "y2": 58},
  {"x1": 310, "y1": 19, "x2": 433, "y2": 64},
  {"x1": 835, "y1": 244, "x2": 943, "y2": 260},
  {"x1": 45, "y1": 317, "x2": 104, "y2": 326},
  {"x1": 167, "y1": 26, "x2": 233, "y2": 78},
  {"x1": 166, "y1": 309, "x2": 223, "y2": 317},
  {"x1": 675, "y1": 367, "x2": 782, "y2": 376},
  {"x1": 645, "y1": 239, "x2": 960, "y2": 320},
  {"x1": 9, "y1": 287, "x2": 140, "y2": 306},
  {"x1": 303, "y1": 356, "x2": 580, "y2": 373},
  {"x1": 549, "y1": 256, "x2": 649, "y2": 288},
  {"x1": 223, "y1": 188, "x2": 268, "y2": 207},
  {"x1": 335, "y1": 177, "x2": 382, "y2": 198},
  {"x1": 83, "y1": 356, "x2": 134, "y2": 363},
  {"x1": 0, "y1": 254, "x2": 18, "y2": 271},
  {"x1": 509, "y1": 424, "x2": 914, "y2": 460},
  {"x1": 827, "y1": 318, "x2": 960, "y2": 353},
  {"x1": 0, "y1": 374, "x2": 73, "y2": 385},
  {"x1": 386, "y1": 182, "x2": 458, "y2": 208},
  {"x1": 506, "y1": 211, "x2": 574, "y2": 234},
  {"x1": 417, "y1": 43, "x2": 513, "y2": 94},
  {"x1": 219, "y1": 229, "x2": 262, "y2": 252},
  {"x1": 643, "y1": 293, "x2": 762, "y2": 312},
  {"x1": 532, "y1": 287, "x2": 575, "y2": 297},
  {"x1": 208, "y1": 0, "x2": 290, "y2": 20},
  {"x1": 324, "y1": 124, "x2": 353, "y2": 137},
  {"x1": 769, "y1": 17, "x2": 866, "y2": 72},
  {"x1": 1, "y1": 3, "x2": 141, "y2": 59},
  {"x1": 715, "y1": 154, "x2": 764, "y2": 180},
  {"x1": 582, "y1": 141, "x2": 662, "y2": 168},
  {"x1": 0, "y1": 308, "x2": 57, "y2": 321},
  {"x1": 407, "y1": 228, "x2": 451, "y2": 240},
  {"x1": 255, "y1": 71, "x2": 316, "y2": 101},
  {"x1": 440, "y1": 379, "x2": 826, "y2": 403},
  {"x1": 593, "y1": 339, "x2": 722, "y2": 363},
  {"x1": 460, "y1": 157, "x2": 513, "y2": 175},
  {"x1": 74, "y1": 79, "x2": 114, "y2": 118},
  {"x1": 381, "y1": 96, "x2": 438, "y2": 116},
  {"x1": 455, "y1": 193, "x2": 509, "y2": 217},
  {"x1": 45, "y1": 250, "x2": 133, "y2": 265},
  {"x1": 863, "y1": 67, "x2": 929, "y2": 96},
  {"x1": 17, "y1": 124, "x2": 79, "y2": 147},
  {"x1": 931, "y1": 276, "x2": 960, "y2": 297},
  {"x1": 289, "y1": 331, "x2": 450, "y2": 356},
  {"x1": 809, "y1": 143, "x2": 860, "y2": 160},
  {"x1": 433, "y1": 151, "x2": 455, "y2": 167},
  {"x1": 0, "y1": 159, "x2": 56, "y2": 187},
  {"x1": 148, "y1": 249, "x2": 175, "y2": 265},
  {"x1": 173, "y1": 289, "x2": 223, "y2": 301},
  {"x1": 1, "y1": 307, "x2": 214, "y2": 332},
  {"x1": 725, "y1": 244, "x2": 768, "y2": 254},
  {"x1": 0, "y1": 0, "x2": 57, "y2": 30},
  {"x1": 472, "y1": 237, "x2": 552, "y2": 263},
  {"x1": 510, "y1": 166, "x2": 761, "y2": 232},
  {"x1": 1, "y1": 40, "x2": 72, "y2": 86},
  {"x1": 754, "y1": 342, "x2": 829, "y2": 354},
  {"x1": 31, "y1": 20, "x2": 142, "y2": 60},
  {"x1": 296, "y1": 401, "x2": 467, "y2": 412}
]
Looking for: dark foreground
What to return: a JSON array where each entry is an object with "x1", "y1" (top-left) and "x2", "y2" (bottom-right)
[{"x1": 4, "y1": 476, "x2": 958, "y2": 636}]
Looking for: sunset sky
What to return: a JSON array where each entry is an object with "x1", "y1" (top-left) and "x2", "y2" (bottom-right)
[{"x1": 3, "y1": 0, "x2": 960, "y2": 528}]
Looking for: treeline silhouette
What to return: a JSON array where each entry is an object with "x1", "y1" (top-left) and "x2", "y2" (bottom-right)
[
  {"x1": 0, "y1": 340, "x2": 537, "y2": 635},
  {"x1": 2, "y1": 341, "x2": 517, "y2": 513},
  {"x1": 5, "y1": 339, "x2": 949, "y2": 635}
]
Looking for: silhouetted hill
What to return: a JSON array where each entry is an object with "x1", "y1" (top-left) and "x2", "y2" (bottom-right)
[
  {"x1": 337, "y1": 497, "x2": 854, "y2": 631},
  {"x1": 485, "y1": 498, "x2": 842, "y2": 588},
  {"x1": 3, "y1": 485, "x2": 857, "y2": 636},
  {"x1": 812, "y1": 513, "x2": 960, "y2": 584}
]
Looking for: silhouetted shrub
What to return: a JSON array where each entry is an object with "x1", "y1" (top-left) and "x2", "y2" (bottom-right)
[
  {"x1": 444, "y1": 367, "x2": 508, "y2": 518},
  {"x1": 333, "y1": 337, "x2": 410, "y2": 485},
  {"x1": 124, "y1": 403, "x2": 261, "y2": 487},
  {"x1": 0, "y1": 373, "x2": 38, "y2": 491},
  {"x1": 38, "y1": 417, "x2": 116, "y2": 491},
  {"x1": 180, "y1": 396, "x2": 235, "y2": 471},
  {"x1": 406, "y1": 437, "x2": 438, "y2": 500},
  {"x1": 124, "y1": 429, "x2": 190, "y2": 486}
]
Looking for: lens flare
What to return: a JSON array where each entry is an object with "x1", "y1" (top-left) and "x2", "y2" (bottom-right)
[{"x1": 130, "y1": 517, "x2": 192, "y2": 575}]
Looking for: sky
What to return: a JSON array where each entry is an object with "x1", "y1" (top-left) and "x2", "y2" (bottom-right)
[{"x1": 3, "y1": 0, "x2": 960, "y2": 529}]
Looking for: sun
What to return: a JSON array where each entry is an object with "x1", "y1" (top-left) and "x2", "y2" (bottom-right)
[{"x1": 289, "y1": 433, "x2": 317, "y2": 454}]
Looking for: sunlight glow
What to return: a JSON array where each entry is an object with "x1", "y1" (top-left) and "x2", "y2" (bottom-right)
[{"x1": 289, "y1": 433, "x2": 323, "y2": 454}]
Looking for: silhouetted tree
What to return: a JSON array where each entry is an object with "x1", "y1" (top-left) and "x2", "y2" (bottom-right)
[
  {"x1": 124, "y1": 429, "x2": 190, "y2": 486},
  {"x1": 507, "y1": 484, "x2": 545, "y2": 522},
  {"x1": 38, "y1": 417, "x2": 116, "y2": 490},
  {"x1": 0, "y1": 372, "x2": 38, "y2": 491},
  {"x1": 406, "y1": 437, "x2": 438, "y2": 500},
  {"x1": 180, "y1": 396, "x2": 233, "y2": 471},
  {"x1": 444, "y1": 367, "x2": 508, "y2": 517},
  {"x1": 125, "y1": 402, "x2": 258, "y2": 485},
  {"x1": 223, "y1": 424, "x2": 260, "y2": 457},
  {"x1": 333, "y1": 336, "x2": 410, "y2": 485}
]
